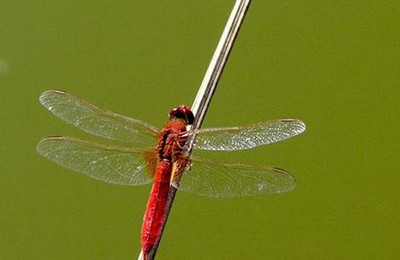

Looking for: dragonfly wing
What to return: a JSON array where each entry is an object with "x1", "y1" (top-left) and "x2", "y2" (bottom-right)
[
  {"x1": 37, "y1": 136, "x2": 153, "y2": 186},
  {"x1": 178, "y1": 156, "x2": 296, "y2": 198},
  {"x1": 39, "y1": 90, "x2": 159, "y2": 146},
  {"x1": 194, "y1": 119, "x2": 306, "y2": 151}
]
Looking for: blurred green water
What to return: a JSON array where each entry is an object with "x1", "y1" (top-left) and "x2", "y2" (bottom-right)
[{"x1": 1, "y1": 1, "x2": 399, "y2": 259}]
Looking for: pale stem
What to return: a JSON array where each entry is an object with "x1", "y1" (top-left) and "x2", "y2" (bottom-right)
[{"x1": 140, "y1": 1, "x2": 252, "y2": 259}]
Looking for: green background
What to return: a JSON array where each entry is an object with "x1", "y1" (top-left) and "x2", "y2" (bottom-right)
[{"x1": 1, "y1": 1, "x2": 399, "y2": 259}]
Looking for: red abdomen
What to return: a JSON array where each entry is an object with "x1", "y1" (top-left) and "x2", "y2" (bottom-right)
[{"x1": 141, "y1": 159, "x2": 172, "y2": 255}]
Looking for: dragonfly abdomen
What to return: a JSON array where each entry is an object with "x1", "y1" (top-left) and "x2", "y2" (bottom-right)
[{"x1": 141, "y1": 159, "x2": 172, "y2": 255}]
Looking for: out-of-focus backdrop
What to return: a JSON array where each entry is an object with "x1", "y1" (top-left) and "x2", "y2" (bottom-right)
[{"x1": 1, "y1": 1, "x2": 399, "y2": 259}]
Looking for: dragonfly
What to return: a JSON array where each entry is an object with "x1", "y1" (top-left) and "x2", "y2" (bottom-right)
[{"x1": 37, "y1": 89, "x2": 306, "y2": 257}]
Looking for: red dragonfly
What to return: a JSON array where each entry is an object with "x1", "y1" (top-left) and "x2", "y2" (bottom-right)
[{"x1": 37, "y1": 90, "x2": 305, "y2": 257}]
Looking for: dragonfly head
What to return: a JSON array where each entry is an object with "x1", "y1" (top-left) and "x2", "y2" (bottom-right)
[{"x1": 169, "y1": 105, "x2": 194, "y2": 125}]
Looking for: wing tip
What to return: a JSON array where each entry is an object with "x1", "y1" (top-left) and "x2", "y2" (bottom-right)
[
  {"x1": 39, "y1": 89, "x2": 67, "y2": 106},
  {"x1": 37, "y1": 136, "x2": 70, "y2": 157},
  {"x1": 296, "y1": 119, "x2": 307, "y2": 133},
  {"x1": 281, "y1": 119, "x2": 307, "y2": 136},
  {"x1": 271, "y1": 166, "x2": 297, "y2": 192},
  {"x1": 36, "y1": 139, "x2": 50, "y2": 157},
  {"x1": 40, "y1": 89, "x2": 66, "y2": 96}
]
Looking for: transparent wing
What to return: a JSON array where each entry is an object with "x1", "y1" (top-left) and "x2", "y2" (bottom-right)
[
  {"x1": 194, "y1": 119, "x2": 306, "y2": 151},
  {"x1": 39, "y1": 90, "x2": 159, "y2": 146},
  {"x1": 178, "y1": 156, "x2": 296, "y2": 198},
  {"x1": 37, "y1": 136, "x2": 153, "y2": 186}
]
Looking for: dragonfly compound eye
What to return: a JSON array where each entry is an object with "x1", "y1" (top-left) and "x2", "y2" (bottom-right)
[{"x1": 169, "y1": 105, "x2": 194, "y2": 125}]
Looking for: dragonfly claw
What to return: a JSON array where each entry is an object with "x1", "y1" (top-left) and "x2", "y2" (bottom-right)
[{"x1": 171, "y1": 181, "x2": 179, "y2": 189}]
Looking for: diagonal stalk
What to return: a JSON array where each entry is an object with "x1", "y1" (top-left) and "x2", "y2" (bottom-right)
[{"x1": 140, "y1": 1, "x2": 252, "y2": 259}]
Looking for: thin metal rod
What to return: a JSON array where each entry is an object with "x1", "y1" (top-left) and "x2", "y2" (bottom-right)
[{"x1": 143, "y1": 1, "x2": 251, "y2": 259}]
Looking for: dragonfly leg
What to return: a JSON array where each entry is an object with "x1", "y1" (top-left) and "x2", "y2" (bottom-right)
[{"x1": 170, "y1": 153, "x2": 190, "y2": 188}]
